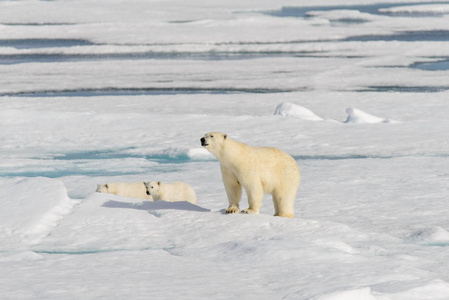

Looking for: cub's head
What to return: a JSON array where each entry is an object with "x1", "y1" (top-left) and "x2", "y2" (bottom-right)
[
  {"x1": 144, "y1": 181, "x2": 161, "y2": 196},
  {"x1": 200, "y1": 132, "x2": 227, "y2": 155},
  {"x1": 96, "y1": 183, "x2": 109, "y2": 193}
]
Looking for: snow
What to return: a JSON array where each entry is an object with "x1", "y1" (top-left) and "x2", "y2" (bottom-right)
[
  {"x1": 313, "y1": 287, "x2": 379, "y2": 300},
  {"x1": 1, "y1": 0, "x2": 449, "y2": 299}
]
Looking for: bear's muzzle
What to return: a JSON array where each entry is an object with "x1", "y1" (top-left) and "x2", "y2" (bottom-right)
[{"x1": 200, "y1": 137, "x2": 208, "y2": 147}]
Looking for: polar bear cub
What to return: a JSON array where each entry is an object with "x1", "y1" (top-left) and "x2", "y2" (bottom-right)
[
  {"x1": 144, "y1": 181, "x2": 197, "y2": 204},
  {"x1": 201, "y1": 131, "x2": 300, "y2": 218},
  {"x1": 96, "y1": 182, "x2": 153, "y2": 200}
]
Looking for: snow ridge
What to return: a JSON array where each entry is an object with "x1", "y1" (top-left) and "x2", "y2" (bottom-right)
[{"x1": 0, "y1": 178, "x2": 75, "y2": 248}]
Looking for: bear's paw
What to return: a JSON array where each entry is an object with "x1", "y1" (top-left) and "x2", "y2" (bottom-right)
[
  {"x1": 241, "y1": 208, "x2": 258, "y2": 215},
  {"x1": 225, "y1": 206, "x2": 240, "y2": 214}
]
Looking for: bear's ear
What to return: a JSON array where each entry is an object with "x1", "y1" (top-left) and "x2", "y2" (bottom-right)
[
  {"x1": 157, "y1": 181, "x2": 161, "y2": 185},
  {"x1": 224, "y1": 134, "x2": 227, "y2": 140}
]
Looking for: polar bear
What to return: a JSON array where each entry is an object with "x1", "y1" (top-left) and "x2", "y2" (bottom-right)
[
  {"x1": 201, "y1": 132, "x2": 300, "y2": 218},
  {"x1": 96, "y1": 182, "x2": 153, "y2": 200},
  {"x1": 144, "y1": 181, "x2": 197, "y2": 204}
]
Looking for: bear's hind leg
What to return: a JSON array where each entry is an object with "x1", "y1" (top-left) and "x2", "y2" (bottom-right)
[{"x1": 274, "y1": 190, "x2": 295, "y2": 218}]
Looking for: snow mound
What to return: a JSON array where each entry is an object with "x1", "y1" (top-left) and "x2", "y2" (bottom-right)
[
  {"x1": 345, "y1": 107, "x2": 398, "y2": 124},
  {"x1": 274, "y1": 102, "x2": 324, "y2": 121},
  {"x1": 150, "y1": 147, "x2": 214, "y2": 161},
  {"x1": 0, "y1": 177, "x2": 74, "y2": 247},
  {"x1": 274, "y1": 104, "x2": 399, "y2": 124},
  {"x1": 315, "y1": 287, "x2": 378, "y2": 300},
  {"x1": 408, "y1": 226, "x2": 449, "y2": 244},
  {"x1": 186, "y1": 148, "x2": 215, "y2": 160}
]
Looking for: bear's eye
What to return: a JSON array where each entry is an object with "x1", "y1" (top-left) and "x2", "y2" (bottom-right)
[{"x1": 211, "y1": 135, "x2": 214, "y2": 138}]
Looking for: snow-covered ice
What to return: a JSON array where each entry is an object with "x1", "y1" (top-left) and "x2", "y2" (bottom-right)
[{"x1": 1, "y1": 0, "x2": 449, "y2": 299}]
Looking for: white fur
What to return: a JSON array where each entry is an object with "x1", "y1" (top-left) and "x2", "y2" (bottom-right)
[
  {"x1": 96, "y1": 182, "x2": 153, "y2": 200},
  {"x1": 201, "y1": 132, "x2": 300, "y2": 218},
  {"x1": 144, "y1": 181, "x2": 197, "y2": 204}
]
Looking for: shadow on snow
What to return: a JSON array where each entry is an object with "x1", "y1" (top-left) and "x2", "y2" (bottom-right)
[{"x1": 102, "y1": 199, "x2": 211, "y2": 212}]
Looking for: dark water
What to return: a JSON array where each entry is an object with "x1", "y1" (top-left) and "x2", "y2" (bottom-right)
[
  {"x1": 412, "y1": 59, "x2": 449, "y2": 70},
  {"x1": 265, "y1": 2, "x2": 449, "y2": 18},
  {"x1": 358, "y1": 86, "x2": 449, "y2": 93},
  {"x1": 0, "y1": 38, "x2": 94, "y2": 49},
  {"x1": 0, "y1": 51, "x2": 305, "y2": 65},
  {"x1": 0, "y1": 87, "x2": 295, "y2": 97},
  {"x1": 345, "y1": 30, "x2": 449, "y2": 42}
]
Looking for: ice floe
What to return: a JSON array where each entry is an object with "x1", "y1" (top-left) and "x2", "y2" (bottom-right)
[
  {"x1": 305, "y1": 10, "x2": 378, "y2": 23},
  {"x1": 379, "y1": 4, "x2": 449, "y2": 15}
]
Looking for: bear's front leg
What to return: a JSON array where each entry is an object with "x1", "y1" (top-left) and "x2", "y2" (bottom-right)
[
  {"x1": 221, "y1": 167, "x2": 242, "y2": 214},
  {"x1": 241, "y1": 184, "x2": 263, "y2": 215}
]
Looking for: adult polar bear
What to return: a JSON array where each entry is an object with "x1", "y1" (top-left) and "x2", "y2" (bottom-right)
[{"x1": 201, "y1": 132, "x2": 300, "y2": 218}]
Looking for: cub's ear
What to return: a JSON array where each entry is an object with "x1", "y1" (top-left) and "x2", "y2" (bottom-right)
[
  {"x1": 224, "y1": 134, "x2": 227, "y2": 139},
  {"x1": 157, "y1": 181, "x2": 161, "y2": 185}
]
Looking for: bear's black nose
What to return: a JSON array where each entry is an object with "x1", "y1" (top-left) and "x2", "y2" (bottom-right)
[
  {"x1": 146, "y1": 191, "x2": 150, "y2": 195},
  {"x1": 200, "y1": 137, "x2": 206, "y2": 146}
]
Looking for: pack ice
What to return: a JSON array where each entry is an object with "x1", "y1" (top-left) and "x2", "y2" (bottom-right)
[{"x1": 1, "y1": 0, "x2": 449, "y2": 299}]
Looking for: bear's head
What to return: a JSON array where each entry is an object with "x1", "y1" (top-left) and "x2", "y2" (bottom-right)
[
  {"x1": 144, "y1": 181, "x2": 161, "y2": 196},
  {"x1": 200, "y1": 132, "x2": 227, "y2": 155}
]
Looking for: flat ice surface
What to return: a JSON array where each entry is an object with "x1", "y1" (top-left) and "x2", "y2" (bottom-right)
[{"x1": 1, "y1": 0, "x2": 449, "y2": 299}]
